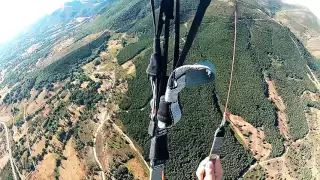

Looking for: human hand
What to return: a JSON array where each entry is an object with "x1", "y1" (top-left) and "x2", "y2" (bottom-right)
[{"x1": 196, "y1": 157, "x2": 223, "y2": 180}]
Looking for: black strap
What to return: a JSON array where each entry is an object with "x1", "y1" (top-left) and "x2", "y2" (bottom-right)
[
  {"x1": 175, "y1": 0, "x2": 211, "y2": 68},
  {"x1": 148, "y1": 0, "x2": 173, "y2": 167},
  {"x1": 173, "y1": 0, "x2": 180, "y2": 69},
  {"x1": 150, "y1": 0, "x2": 157, "y2": 35}
]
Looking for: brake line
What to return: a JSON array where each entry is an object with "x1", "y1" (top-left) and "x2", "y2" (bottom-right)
[
  {"x1": 209, "y1": 1, "x2": 238, "y2": 157},
  {"x1": 224, "y1": 4, "x2": 237, "y2": 117}
]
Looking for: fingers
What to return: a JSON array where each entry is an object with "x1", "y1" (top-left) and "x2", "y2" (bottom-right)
[
  {"x1": 196, "y1": 164, "x2": 205, "y2": 180},
  {"x1": 214, "y1": 159, "x2": 223, "y2": 180},
  {"x1": 204, "y1": 161, "x2": 215, "y2": 180},
  {"x1": 196, "y1": 158, "x2": 209, "y2": 180},
  {"x1": 197, "y1": 157, "x2": 223, "y2": 180}
]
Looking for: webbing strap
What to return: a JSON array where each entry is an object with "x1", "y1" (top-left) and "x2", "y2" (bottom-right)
[
  {"x1": 173, "y1": 0, "x2": 180, "y2": 69},
  {"x1": 175, "y1": 0, "x2": 211, "y2": 68},
  {"x1": 150, "y1": 0, "x2": 157, "y2": 35}
]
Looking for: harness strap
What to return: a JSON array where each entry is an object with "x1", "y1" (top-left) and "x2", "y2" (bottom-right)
[
  {"x1": 173, "y1": 0, "x2": 180, "y2": 69},
  {"x1": 175, "y1": 0, "x2": 211, "y2": 68}
]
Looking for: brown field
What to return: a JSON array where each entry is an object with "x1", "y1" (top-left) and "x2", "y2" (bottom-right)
[
  {"x1": 0, "y1": 154, "x2": 9, "y2": 169},
  {"x1": 51, "y1": 136, "x2": 62, "y2": 150},
  {"x1": 121, "y1": 60, "x2": 136, "y2": 77},
  {"x1": 59, "y1": 138, "x2": 86, "y2": 180},
  {"x1": 31, "y1": 153, "x2": 57, "y2": 180},
  {"x1": 26, "y1": 89, "x2": 47, "y2": 115},
  {"x1": 68, "y1": 105, "x2": 85, "y2": 124},
  {"x1": 31, "y1": 138, "x2": 46, "y2": 157},
  {"x1": 126, "y1": 157, "x2": 148, "y2": 180},
  {"x1": 229, "y1": 114, "x2": 272, "y2": 160}
]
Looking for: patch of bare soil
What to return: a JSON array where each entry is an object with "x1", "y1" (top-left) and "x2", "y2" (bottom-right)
[
  {"x1": 126, "y1": 157, "x2": 148, "y2": 180},
  {"x1": 266, "y1": 79, "x2": 290, "y2": 140},
  {"x1": 229, "y1": 114, "x2": 272, "y2": 160},
  {"x1": 59, "y1": 138, "x2": 86, "y2": 180},
  {"x1": 22, "y1": 43, "x2": 42, "y2": 57},
  {"x1": 31, "y1": 153, "x2": 57, "y2": 180},
  {"x1": 31, "y1": 138, "x2": 46, "y2": 157},
  {"x1": 301, "y1": 91, "x2": 320, "y2": 101},
  {"x1": 13, "y1": 122, "x2": 27, "y2": 142},
  {"x1": 42, "y1": 104, "x2": 51, "y2": 118},
  {"x1": 51, "y1": 136, "x2": 62, "y2": 150},
  {"x1": 68, "y1": 105, "x2": 85, "y2": 124},
  {"x1": 0, "y1": 154, "x2": 9, "y2": 169},
  {"x1": 80, "y1": 81, "x2": 89, "y2": 89},
  {"x1": 0, "y1": 115, "x2": 12, "y2": 124},
  {"x1": 26, "y1": 89, "x2": 47, "y2": 115},
  {"x1": 121, "y1": 60, "x2": 136, "y2": 76}
]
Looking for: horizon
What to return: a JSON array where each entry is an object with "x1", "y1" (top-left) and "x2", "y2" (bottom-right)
[{"x1": 0, "y1": 0, "x2": 319, "y2": 44}]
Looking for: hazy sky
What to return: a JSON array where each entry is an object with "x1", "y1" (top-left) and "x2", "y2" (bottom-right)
[
  {"x1": 0, "y1": 0, "x2": 69, "y2": 43},
  {"x1": 0, "y1": 0, "x2": 318, "y2": 43}
]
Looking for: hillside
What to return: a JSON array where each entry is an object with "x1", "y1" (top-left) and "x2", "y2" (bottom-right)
[
  {"x1": 275, "y1": 3, "x2": 320, "y2": 60},
  {"x1": 0, "y1": 0, "x2": 319, "y2": 179}
]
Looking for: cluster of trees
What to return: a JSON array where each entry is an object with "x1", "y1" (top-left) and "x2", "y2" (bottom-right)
[
  {"x1": 43, "y1": 102, "x2": 69, "y2": 133},
  {"x1": 116, "y1": 38, "x2": 151, "y2": 65},
  {"x1": 70, "y1": 81, "x2": 103, "y2": 109},
  {"x1": 94, "y1": 73, "x2": 111, "y2": 79},
  {"x1": 3, "y1": 78, "x2": 35, "y2": 104},
  {"x1": 118, "y1": 48, "x2": 152, "y2": 110}
]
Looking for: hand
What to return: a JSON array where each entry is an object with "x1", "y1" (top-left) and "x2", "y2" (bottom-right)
[{"x1": 196, "y1": 157, "x2": 223, "y2": 180}]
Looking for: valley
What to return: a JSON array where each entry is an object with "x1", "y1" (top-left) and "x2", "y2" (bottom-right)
[{"x1": 0, "y1": 0, "x2": 319, "y2": 179}]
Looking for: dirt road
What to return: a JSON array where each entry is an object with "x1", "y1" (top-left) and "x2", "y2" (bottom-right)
[
  {"x1": 0, "y1": 121, "x2": 17, "y2": 180},
  {"x1": 110, "y1": 122, "x2": 149, "y2": 169},
  {"x1": 93, "y1": 82, "x2": 114, "y2": 180}
]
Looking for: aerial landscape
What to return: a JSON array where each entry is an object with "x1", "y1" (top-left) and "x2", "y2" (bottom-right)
[{"x1": 0, "y1": 0, "x2": 319, "y2": 179}]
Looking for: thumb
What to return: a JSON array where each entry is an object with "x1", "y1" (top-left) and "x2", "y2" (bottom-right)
[{"x1": 204, "y1": 161, "x2": 215, "y2": 180}]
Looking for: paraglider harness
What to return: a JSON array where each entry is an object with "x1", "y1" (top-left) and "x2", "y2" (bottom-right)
[{"x1": 146, "y1": 0, "x2": 237, "y2": 179}]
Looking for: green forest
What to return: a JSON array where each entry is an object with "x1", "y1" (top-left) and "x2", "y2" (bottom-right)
[{"x1": 115, "y1": 0, "x2": 317, "y2": 179}]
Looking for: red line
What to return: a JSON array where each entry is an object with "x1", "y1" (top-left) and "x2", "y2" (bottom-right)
[{"x1": 224, "y1": 4, "x2": 237, "y2": 118}]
